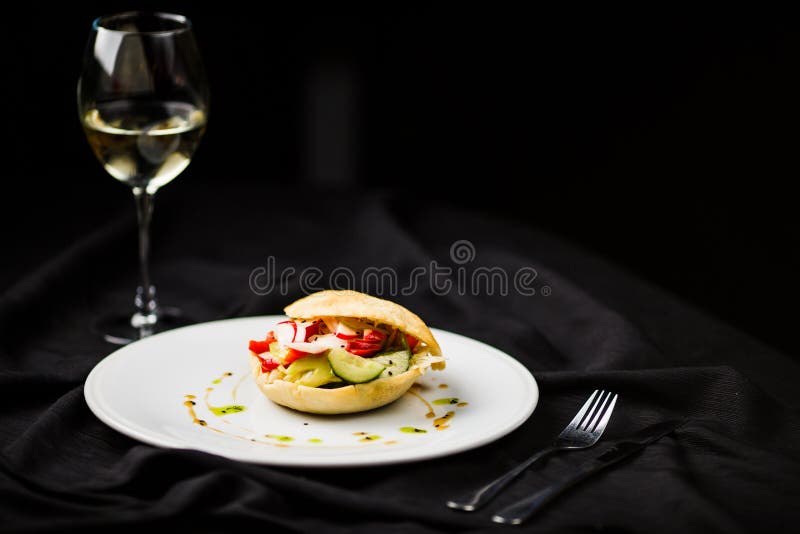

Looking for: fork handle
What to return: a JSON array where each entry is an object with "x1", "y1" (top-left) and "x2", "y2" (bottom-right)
[
  {"x1": 491, "y1": 464, "x2": 595, "y2": 524},
  {"x1": 492, "y1": 441, "x2": 644, "y2": 524},
  {"x1": 445, "y1": 446, "x2": 557, "y2": 511}
]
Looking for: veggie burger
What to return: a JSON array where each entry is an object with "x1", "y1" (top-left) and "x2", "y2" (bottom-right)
[{"x1": 247, "y1": 290, "x2": 445, "y2": 414}]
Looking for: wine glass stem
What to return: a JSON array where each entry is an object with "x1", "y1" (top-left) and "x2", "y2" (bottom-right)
[{"x1": 132, "y1": 187, "x2": 158, "y2": 337}]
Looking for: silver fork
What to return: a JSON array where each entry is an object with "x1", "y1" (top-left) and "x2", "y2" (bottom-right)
[{"x1": 446, "y1": 389, "x2": 619, "y2": 512}]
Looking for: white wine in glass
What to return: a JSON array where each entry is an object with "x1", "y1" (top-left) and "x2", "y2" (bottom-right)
[
  {"x1": 82, "y1": 101, "x2": 206, "y2": 192},
  {"x1": 78, "y1": 12, "x2": 209, "y2": 343}
]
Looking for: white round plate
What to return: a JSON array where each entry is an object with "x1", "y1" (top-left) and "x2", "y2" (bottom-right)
[{"x1": 84, "y1": 316, "x2": 538, "y2": 467}]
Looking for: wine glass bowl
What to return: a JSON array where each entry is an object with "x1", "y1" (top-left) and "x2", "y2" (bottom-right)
[
  {"x1": 78, "y1": 12, "x2": 209, "y2": 342},
  {"x1": 82, "y1": 100, "x2": 206, "y2": 193}
]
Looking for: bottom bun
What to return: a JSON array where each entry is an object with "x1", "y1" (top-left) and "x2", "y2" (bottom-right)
[{"x1": 249, "y1": 354, "x2": 422, "y2": 414}]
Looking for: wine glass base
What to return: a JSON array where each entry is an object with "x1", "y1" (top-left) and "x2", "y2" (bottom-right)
[{"x1": 93, "y1": 306, "x2": 190, "y2": 345}]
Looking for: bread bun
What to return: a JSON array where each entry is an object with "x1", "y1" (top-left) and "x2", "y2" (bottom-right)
[
  {"x1": 250, "y1": 354, "x2": 424, "y2": 414},
  {"x1": 250, "y1": 290, "x2": 444, "y2": 414}
]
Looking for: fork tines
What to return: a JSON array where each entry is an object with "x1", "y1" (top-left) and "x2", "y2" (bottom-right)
[{"x1": 567, "y1": 389, "x2": 618, "y2": 434}]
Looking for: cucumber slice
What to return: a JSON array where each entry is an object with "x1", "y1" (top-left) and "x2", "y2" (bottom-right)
[
  {"x1": 372, "y1": 349, "x2": 411, "y2": 378},
  {"x1": 285, "y1": 354, "x2": 341, "y2": 388},
  {"x1": 268, "y1": 341, "x2": 287, "y2": 364},
  {"x1": 327, "y1": 348, "x2": 386, "y2": 383}
]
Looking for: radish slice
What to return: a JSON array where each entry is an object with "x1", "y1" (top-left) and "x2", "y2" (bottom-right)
[
  {"x1": 335, "y1": 333, "x2": 358, "y2": 340},
  {"x1": 275, "y1": 322, "x2": 297, "y2": 345},
  {"x1": 335, "y1": 322, "x2": 358, "y2": 339},
  {"x1": 285, "y1": 341, "x2": 328, "y2": 354}
]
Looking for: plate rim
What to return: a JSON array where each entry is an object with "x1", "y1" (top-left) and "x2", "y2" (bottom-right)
[{"x1": 84, "y1": 315, "x2": 539, "y2": 467}]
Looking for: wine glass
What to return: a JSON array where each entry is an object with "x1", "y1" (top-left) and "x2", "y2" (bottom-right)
[{"x1": 78, "y1": 12, "x2": 209, "y2": 343}]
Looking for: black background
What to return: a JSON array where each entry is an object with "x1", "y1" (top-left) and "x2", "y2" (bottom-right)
[
  {"x1": 2, "y1": 6, "x2": 800, "y2": 532},
  {"x1": 3, "y1": 3, "x2": 799, "y2": 356}
]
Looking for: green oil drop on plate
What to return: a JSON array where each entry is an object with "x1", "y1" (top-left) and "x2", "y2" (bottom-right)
[
  {"x1": 400, "y1": 427, "x2": 428, "y2": 434},
  {"x1": 209, "y1": 405, "x2": 246, "y2": 416}
]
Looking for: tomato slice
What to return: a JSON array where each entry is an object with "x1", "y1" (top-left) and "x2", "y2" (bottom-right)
[
  {"x1": 283, "y1": 348, "x2": 311, "y2": 365},
  {"x1": 363, "y1": 330, "x2": 387, "y2": 343},
  {"x1": 248, "y1": 340, "x2": 270, "y2": 354},
  {"x1": 345, "y1": 339, "x2": 382, "y2": 357},
  {"x1": 302, "y1": 320, "x2": 320, "y2": 340},
  {"x1": 260, "y1": 356, "x2": 281, "y2": 372},
  {"x1": 346, "y1": 339, "x2": 381, "y2": 350},
  {"x1": 249, "y1": 331, "x2": 277, "y2": 354},
  {"x1": 406, "y1": 334, "x2": 419, "y2": 351}
]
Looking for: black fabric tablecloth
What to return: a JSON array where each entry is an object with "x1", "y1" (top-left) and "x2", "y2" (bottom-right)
[{"x1": 2, "y1": 184, "x2": 799, "y2": 533}]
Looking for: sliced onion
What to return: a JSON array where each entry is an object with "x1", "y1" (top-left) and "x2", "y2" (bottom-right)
[
  {"x1": 308, "y1": 334, "x2": 346, "y2": 349},
  {"x1": 321, "y1": 317, "x2": 338, "y2": 334},
  {"x1": 294, "y1": 322, "x2": 308, "y2": 342},
  {"x1": 285, "y1": 341, "x2": 328, "y2": 354}
]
